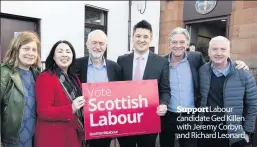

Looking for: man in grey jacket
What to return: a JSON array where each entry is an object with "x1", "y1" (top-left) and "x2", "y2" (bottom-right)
[{"x1": 198, "y1": 36, "x2": 257, "y2": 147}]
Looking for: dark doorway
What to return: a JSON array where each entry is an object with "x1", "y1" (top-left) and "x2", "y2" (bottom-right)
[
  {"x1": 0, "y1": 13, "x2": 40, "y2": 62},
  {"x1": 185, "y1": 17, "x2": 229, "y2": 61}
]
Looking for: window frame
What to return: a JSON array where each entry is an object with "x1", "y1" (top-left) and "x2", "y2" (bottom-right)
[{"x1": 84, "y1": 6, "x2": 108, "y2": 57}]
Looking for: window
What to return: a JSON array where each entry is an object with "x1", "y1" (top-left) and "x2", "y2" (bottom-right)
[{"x1": 84, "y1": 6, "x2": 108, "y2": 57}]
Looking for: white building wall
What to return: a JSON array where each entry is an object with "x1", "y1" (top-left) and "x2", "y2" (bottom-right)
[
  {"x1": 1, "y1": 1, "x2": 160, "y2": 62},
  {"x1": 130, "y1": 1, "x2": 160, "y2": 54}
]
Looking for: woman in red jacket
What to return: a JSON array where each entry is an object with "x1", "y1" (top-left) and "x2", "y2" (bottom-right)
[{"x1": 35, "y1": 40, "x2": 85, "y2": 147}]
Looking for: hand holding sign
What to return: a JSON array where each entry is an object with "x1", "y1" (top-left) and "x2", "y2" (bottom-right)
[
  {"x1": 72, "y1": 96, "x2": 86, "y2": 114},
  {"x1": 156, "y1": 104, "x2": 168, "y2": 116}
]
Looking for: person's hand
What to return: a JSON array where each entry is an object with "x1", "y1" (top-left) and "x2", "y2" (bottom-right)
[
  {"x1": 72, "y1": 96, "x2": 86, "y2": 114},
  {"x1": 235, "y1": 60, "x2": 249, "y2": 70},
  {"x1": 156, "y1": 104, "x2": 167, "y2": 116}
]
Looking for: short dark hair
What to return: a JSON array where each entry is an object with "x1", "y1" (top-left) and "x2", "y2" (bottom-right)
[
  {"x1": 133, "y1": 20, "x2": 152, "y2": 34},
  {"x1": 44, "y1": 40, "x2": 77, "y2": 76},
  {"x1": 190, "y1": 43, "x2": 196, "y2": 46}
]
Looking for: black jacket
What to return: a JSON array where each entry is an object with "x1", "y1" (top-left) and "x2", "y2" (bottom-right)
[
  {"x1": 75, "y1": 56, "x2": 121, "y2": 82},
  {"x1": 117, "y1": 52, "x2": 171, "y2": 105}
]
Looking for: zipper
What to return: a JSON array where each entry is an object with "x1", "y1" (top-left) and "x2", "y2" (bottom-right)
[
  {"x1": 223, "y1": 72, "x2": 232, "y2": 126},
  {"x1": 223, "y1": 72, "x2": 233, "y2": 146},
  {"x1": 203, "y1": 70, "x2": 212, "y2": 113},
  {"x1": 223, "y1": 77, "x2": 228, "y2": 109}
]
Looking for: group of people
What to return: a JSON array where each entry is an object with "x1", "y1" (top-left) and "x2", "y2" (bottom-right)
[{"x1": 0, "y1": 20, "x2": 257, "y2": 147}]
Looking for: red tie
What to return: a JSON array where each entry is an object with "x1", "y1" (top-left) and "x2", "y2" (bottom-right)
[{"x1": 134, "y1": 56, "x2": 142, "y2": 80}]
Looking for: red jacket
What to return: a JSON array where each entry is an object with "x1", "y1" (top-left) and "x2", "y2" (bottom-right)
[{"x1": 35, "y1": 72, "x2": 84, "y2": 147}]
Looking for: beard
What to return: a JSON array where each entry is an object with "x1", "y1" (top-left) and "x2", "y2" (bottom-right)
[{"x1": 90, "y1": 52, "x2": 104, "y2": 59}]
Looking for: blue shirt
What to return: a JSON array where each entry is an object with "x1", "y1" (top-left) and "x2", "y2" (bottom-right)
[
  {"x1": 168, "y1": 54, "x2": 195, "y2": 112},
  {"x1": 211, "y1": 62, "x2": 230, "y2": 77},
  {"x1": 87, "y1": 58, "x2": 108, "y2": 83}
]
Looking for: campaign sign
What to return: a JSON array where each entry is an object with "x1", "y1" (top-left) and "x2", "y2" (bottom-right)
[{"x1": 82, "y1": 80, "x2": 160, "y2": 140}]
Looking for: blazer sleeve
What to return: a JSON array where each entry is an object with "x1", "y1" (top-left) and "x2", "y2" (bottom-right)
[
  {"x1": 243, "y1": 72, "x2": 257, "y2": 133},
  {"x1": 35, "y1": 73, "x2": 76, "y2": 121},
  {"x1": 115, "y1": 64, "x2": 122, "y2": 81},
  {"x1": 117, "y1": 56, "x2": 123, "y2": 81},
  {"x1": 199, "y1": 52, "x2": 206, "y2": 66},
  {"x1": 0, "y1": 67, "x2": 9, "y2": 145},
  {"x1": 117, "y1": 56, "x2": 121, "y2": 66},
  {"x1": 159, "y1": 59, "x2": 171, "y2": 105}
]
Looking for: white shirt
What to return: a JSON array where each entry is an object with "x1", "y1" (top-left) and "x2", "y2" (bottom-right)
[{"x1": 132, "y1": 50, "x2": 149, "y2": 80}]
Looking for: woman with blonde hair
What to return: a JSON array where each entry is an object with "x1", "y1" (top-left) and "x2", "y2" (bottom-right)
[{"x1": 0, "y1": 31, "x2": 41, "y2": 147}]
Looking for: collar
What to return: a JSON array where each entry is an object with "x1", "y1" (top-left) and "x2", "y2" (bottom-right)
[
  {"x1": 88, "y1": 57, "x2": 106, "y2": 67},
  {"x1": 168, "y1": 52, "x2": 188, "y2": 63},
  {"x1": 134, "y1": 49, "x2": 149, "y2": 60},
  {"x1": 211, "y1": 60, "x2": 231, "y2": 77}
]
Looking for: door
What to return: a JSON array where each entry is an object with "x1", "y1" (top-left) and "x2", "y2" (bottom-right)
[{"x1": 0, "y1": 13, "x2": 40, "y2": 62}]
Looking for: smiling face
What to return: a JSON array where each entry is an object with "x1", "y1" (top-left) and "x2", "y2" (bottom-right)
[
  {"x1": 133, "y1": 28, "x2": 152, "y2": 53},
  {"x1": 169, "y1": 33, "x2": 189, "y2": 58},
  {"x1": 53, "y1": 43, "x2": 73, "y2": 72},
  {"x1": 208, "y1": 39, "x2": 230, "y2": 66},
  {"x1": 87, "y1": 31, "x2": 107, "y2": 60},
  {"x1": 18, "y1": 41, "x2": 38, "y2": 69}
]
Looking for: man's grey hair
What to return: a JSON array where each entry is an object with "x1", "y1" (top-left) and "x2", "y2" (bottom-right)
[
  {"x1": 87, "y1": 29, "x2": 108, "y2": 43},
  {"x1": 168, "y1": 27, "x2": 190, "y2": 43},
  {"x1": 209, "y1": 36, "x2": 230, "y2": 50}
]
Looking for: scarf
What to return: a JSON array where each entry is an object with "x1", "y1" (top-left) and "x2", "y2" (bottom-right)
[{"x1": 55, "y1": 67, "x2": 84, "y2": 131}]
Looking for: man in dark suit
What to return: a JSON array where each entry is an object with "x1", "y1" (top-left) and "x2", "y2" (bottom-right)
[
  {"x1": 75, "y1": 30, "x2": 121, "y2": 147},
  {"x1": 160, "y1": 27, "x2": 205, "y2": 147},
  {"x1": 117, "y1": 20, "x2": 171, "y2": 147},
  {"x1": 160, "y1": 27, "x2": 250, "y2": 147}
]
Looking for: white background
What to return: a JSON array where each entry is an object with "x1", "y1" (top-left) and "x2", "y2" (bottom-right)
[{"x1": 1, "y1": 1, "x2": 160, "y2": 62}]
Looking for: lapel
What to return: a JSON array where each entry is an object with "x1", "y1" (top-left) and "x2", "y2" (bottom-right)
[
  {"x1": 187, "y1": 53, "x2": 197, "y2": 88},
  {"x1": 105, "y1": 59, "x2": 113, "y2": 81},
  {"x1": 127, "y1": 53, "x2": 134, "y2": 80},
  {"x1": 31, "y1": 67, "x2": 39, "y2": 80},
  {"x1": 80, "y1": 57, "x2": 88, "y2": 83},
  {"x1": 143, "y1": 52, "x2": 155, "y2": 80},
  {"x1": 10, "y1": 72, "x2": 24, "y2": 95},
  {"x1": 82, "y1": 57, "x2": 113, "y2": 82}
]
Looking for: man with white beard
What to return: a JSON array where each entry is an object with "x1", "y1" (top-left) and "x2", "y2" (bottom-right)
[{"x1": 76, "y1": 30, "x2": 121, "y2": 147}]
